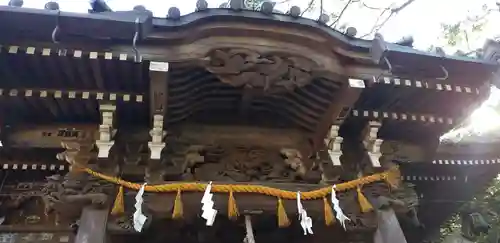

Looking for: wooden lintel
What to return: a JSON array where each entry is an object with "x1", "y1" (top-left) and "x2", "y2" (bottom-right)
[
  {"x1": 0, "y1": 225, "x2": 72, "y2": 233},
  {"x1": 373, "y1": 209, "x2": 408, "y2": 243},
  {"x1": 75, "y1": 207, "x2": 109, "y2": 243},
  {"x1": 310, "y1": 82, "x2": 362, "y2": 154}
]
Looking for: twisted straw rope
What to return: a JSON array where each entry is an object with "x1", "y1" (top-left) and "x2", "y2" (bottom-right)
[{"x1": 83, "y1": 167, "x2": 398, "y2": 200}]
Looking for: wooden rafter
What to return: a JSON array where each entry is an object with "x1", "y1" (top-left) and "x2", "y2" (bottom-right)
[{"x1": 310, "y1": 80, "x2": 363, "y2": 155}]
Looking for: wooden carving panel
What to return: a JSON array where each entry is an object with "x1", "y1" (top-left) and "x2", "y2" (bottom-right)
[
  {"x1": 182, "y1": 145, "x2": 321, "y2": 182},
  {"x1": 162, "y1": 125, "x2": 334, "y2": 183},
  {"x1": 202, "y1": 49, "x2": 321, "y2": 93},
  {"x1": 380, "y1": 140, "x2": 427, "y2": 164}
]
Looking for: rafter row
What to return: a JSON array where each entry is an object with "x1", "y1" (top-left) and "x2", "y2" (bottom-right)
[
  {"x1": 402, "y1": 175, "x2": 459, "y2": 181},
  {"x1": 0, "y1": 45, "x2": 132, "y2": 61},
  {"x1": 1, "y1": 163, "x2": 66, "y2": 171},
  {"x1": 373, "y1": 76, "x2": 481, "y2": 95},
  {"x1": 432, "y1": 159, "x2": 500, "y2": 166},
  {"x1": 0, "y1": 89, "x2": 144, "y2": 103},
  {"x1": 351, "y1": 109, "x2": 455, "y2": 125}
]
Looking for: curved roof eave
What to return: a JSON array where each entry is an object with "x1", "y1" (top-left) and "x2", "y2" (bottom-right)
[
  {"x1": 150, "y1": 9, "x2": 498, "y2": 66},
  {"x1": 0, "y1": 5, "x2": 498, "y2": 70}
]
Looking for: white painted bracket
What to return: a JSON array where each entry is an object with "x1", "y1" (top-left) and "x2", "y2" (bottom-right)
[
  {"x1": 96, "y1": 104, "x2": 116, "y2": 158},
  {"x1": 148, "y1": 114, "x2": 166, "y2": 160},
  {"x1": 363, "y1": 121, "x2": 382, "y2": 167},
  {"x1": 96, "y1": 140, "x2": 115, "y2": 158},
  {"x1": 325, "y1": 125, "x2": 343, "y2": 166}
]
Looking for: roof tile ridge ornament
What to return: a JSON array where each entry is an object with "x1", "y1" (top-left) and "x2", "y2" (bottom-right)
[
  {"x1": 229, "y1": 0, "x2": 246, "y2": 11},
  {"x1": 196, "y1": 0, "x2": 209, "y2": 12},
  {"x1": 370, "y1": 33, "x2": 392, "y2": 72},
  {"x1": 8, "y1": 0, "x2": 23, "y2": 7}
]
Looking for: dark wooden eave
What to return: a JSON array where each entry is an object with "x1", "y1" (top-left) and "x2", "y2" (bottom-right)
[
  {"x1": 0, "y1": 6, "x2": 497, "y2": 75},
  {"x1": 0, "y1": 5, "x2": 498, "y2": 146}
]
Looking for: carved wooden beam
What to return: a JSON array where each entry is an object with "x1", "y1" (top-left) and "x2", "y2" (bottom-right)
[
  {"x1": 148, "y1": 62, "x2": 169, "y2": 160},
  {"x1": 310, "y1": 78, "x2": 364, "y2": 156},
  {"x1": 5, "y1": 125, "x2": 96, "y2": 148},
  {"x1": 57, "y1": 140, "x2": 94, "y2": 170}
]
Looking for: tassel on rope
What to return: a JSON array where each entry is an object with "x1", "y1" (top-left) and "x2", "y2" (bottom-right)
[
  {"x1": 356, "y1": 187, "x2": 373, "y2": 213},
  {"x1": 110, "y1": 185, "x2": 125, "y2": 216},
  {"x1": 277, "y1": 198, "x2": 290, "y2": 228},
  {"x1": 384, "y1": 166, "x2": 401, "y2": 189},
  {"x1": 172, "y1": 188, "x2": 184, "y2": 219},
  {"x1": 228, "y1": 187, "x2": 239, "y2": 220},
  {"x1": 323, "y1": 197, "x2": 335, "y2": 226}
]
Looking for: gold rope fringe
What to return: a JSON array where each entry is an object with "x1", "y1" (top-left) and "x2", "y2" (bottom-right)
[
  {"x1": 81, "y1": 166, "x2": 400, "y2": 200},
  {"x1": 172, "y1": 188, "x2": 184, "y2": 219},
  {"x1": 384, "y1": 167, "x2": 401, "y2": 189},
  {"x1": 110, "y1": 185, "x2": 124, "y2": 216},
  {"x1": 357, "y1": 187, "x2": 373, "y2": 213},
  {"x1": 228, "y1": 188, "x2": 239, "y2": 220},
  {"x1": 277, "y1": 198, "x2": 290, "y2": 228},
  {"x1": 323, "y1": 197, "x2": 335, "y2": 226}
]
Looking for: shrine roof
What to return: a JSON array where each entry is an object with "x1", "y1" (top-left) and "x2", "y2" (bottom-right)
[
  {"x1": 0, "y1": 3, "x2": 497, "y2": 70},
  {"x1": 0, "y1": 2, "x2": 499, "y2": 145}
]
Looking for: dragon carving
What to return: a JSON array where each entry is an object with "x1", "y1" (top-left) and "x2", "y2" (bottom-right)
[
  {"x1": 202, "y1": 49, "x2": 320, "y2": 93},
  {"x1": 171, "y1": 145, "x2": 323, "y2": 183},
  {"x1": 41, "y1": 174, "x2": 110, "y2": 220}
]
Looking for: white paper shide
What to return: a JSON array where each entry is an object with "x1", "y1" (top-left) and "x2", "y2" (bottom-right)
[
  {"x1": 296, "y1": 191, "x2": 313, "y2": 235},
  {"x1": 201, "y1": 182, "x2": 217, "y2": 226},
  {"x1": 331, "y1": 185, "x2": 350, "y2": 230},
  {"x1": 133, "y1": 183, "x2": 148, "y2": 232}
]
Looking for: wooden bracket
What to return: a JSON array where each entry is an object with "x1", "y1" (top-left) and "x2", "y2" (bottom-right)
[
  {"x1": 95, "y1": 103, "x2": 116, "y2": 158},
  {"x1": 325, "y1": 124, "x2": 343, "y2": 166},
  {"x1": 148, "y1": 61, "x2": 169, "y2": 160},
  {"x1": 363, "y1": 121, "x2": 383, "y2": 167}
]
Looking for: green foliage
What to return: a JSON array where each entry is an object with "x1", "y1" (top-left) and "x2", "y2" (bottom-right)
[
  {"x1": 440, "y1": 178, "x2": 500, "y2": 242},
  {"x1": 439, "y1": 3, "x2": 493, "y2": 53},
  {"x1": 245, "y1": 0, "x2": 265, "y2": 10},
  {"x1": 438, "y1": 5, "x2": 500, "y2": 242}
]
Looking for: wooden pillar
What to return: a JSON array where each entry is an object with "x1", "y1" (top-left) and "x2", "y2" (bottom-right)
[
  {"x1": 373, "y1": 209, "x2": 408, "y2": 243},
  {"x1": 75, "y1": 207, "x2": 109, "y2": 243}
]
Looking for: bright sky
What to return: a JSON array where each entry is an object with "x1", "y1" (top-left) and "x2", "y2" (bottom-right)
[{"x1": 2, "y1": 0, "x2": 500, "y2": 141}]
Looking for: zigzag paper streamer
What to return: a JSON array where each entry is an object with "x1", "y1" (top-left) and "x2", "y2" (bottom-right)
[
  {"x1": 296, "y1": 191, "x2": 313, "y2": 235},
  {"x1": 331, "y1": 185, "x2": 350, "y2": 230},
  {"x1": 201, "y1": 182, "x2": 217, "y2": 226},
  {"x1": 133, "y1": 183, "x2": 148, "y2": 232}
]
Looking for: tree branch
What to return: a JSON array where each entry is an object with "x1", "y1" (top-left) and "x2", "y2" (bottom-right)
[
  {"x1": 330, "y1": 0, "x2": 354, "y2": 27},
  {"x1": 361, "y1": 1, "x2": 390, "y2": 11},
  {"x1": 301, "y1": 0, "x2": 315, "y2": 16},
  {"x1": 360, "y1": 0, "x2": 418, "y2": 38},
  {"x1": 392, "y1": 0, "x2": 416, "y2": 12}
]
